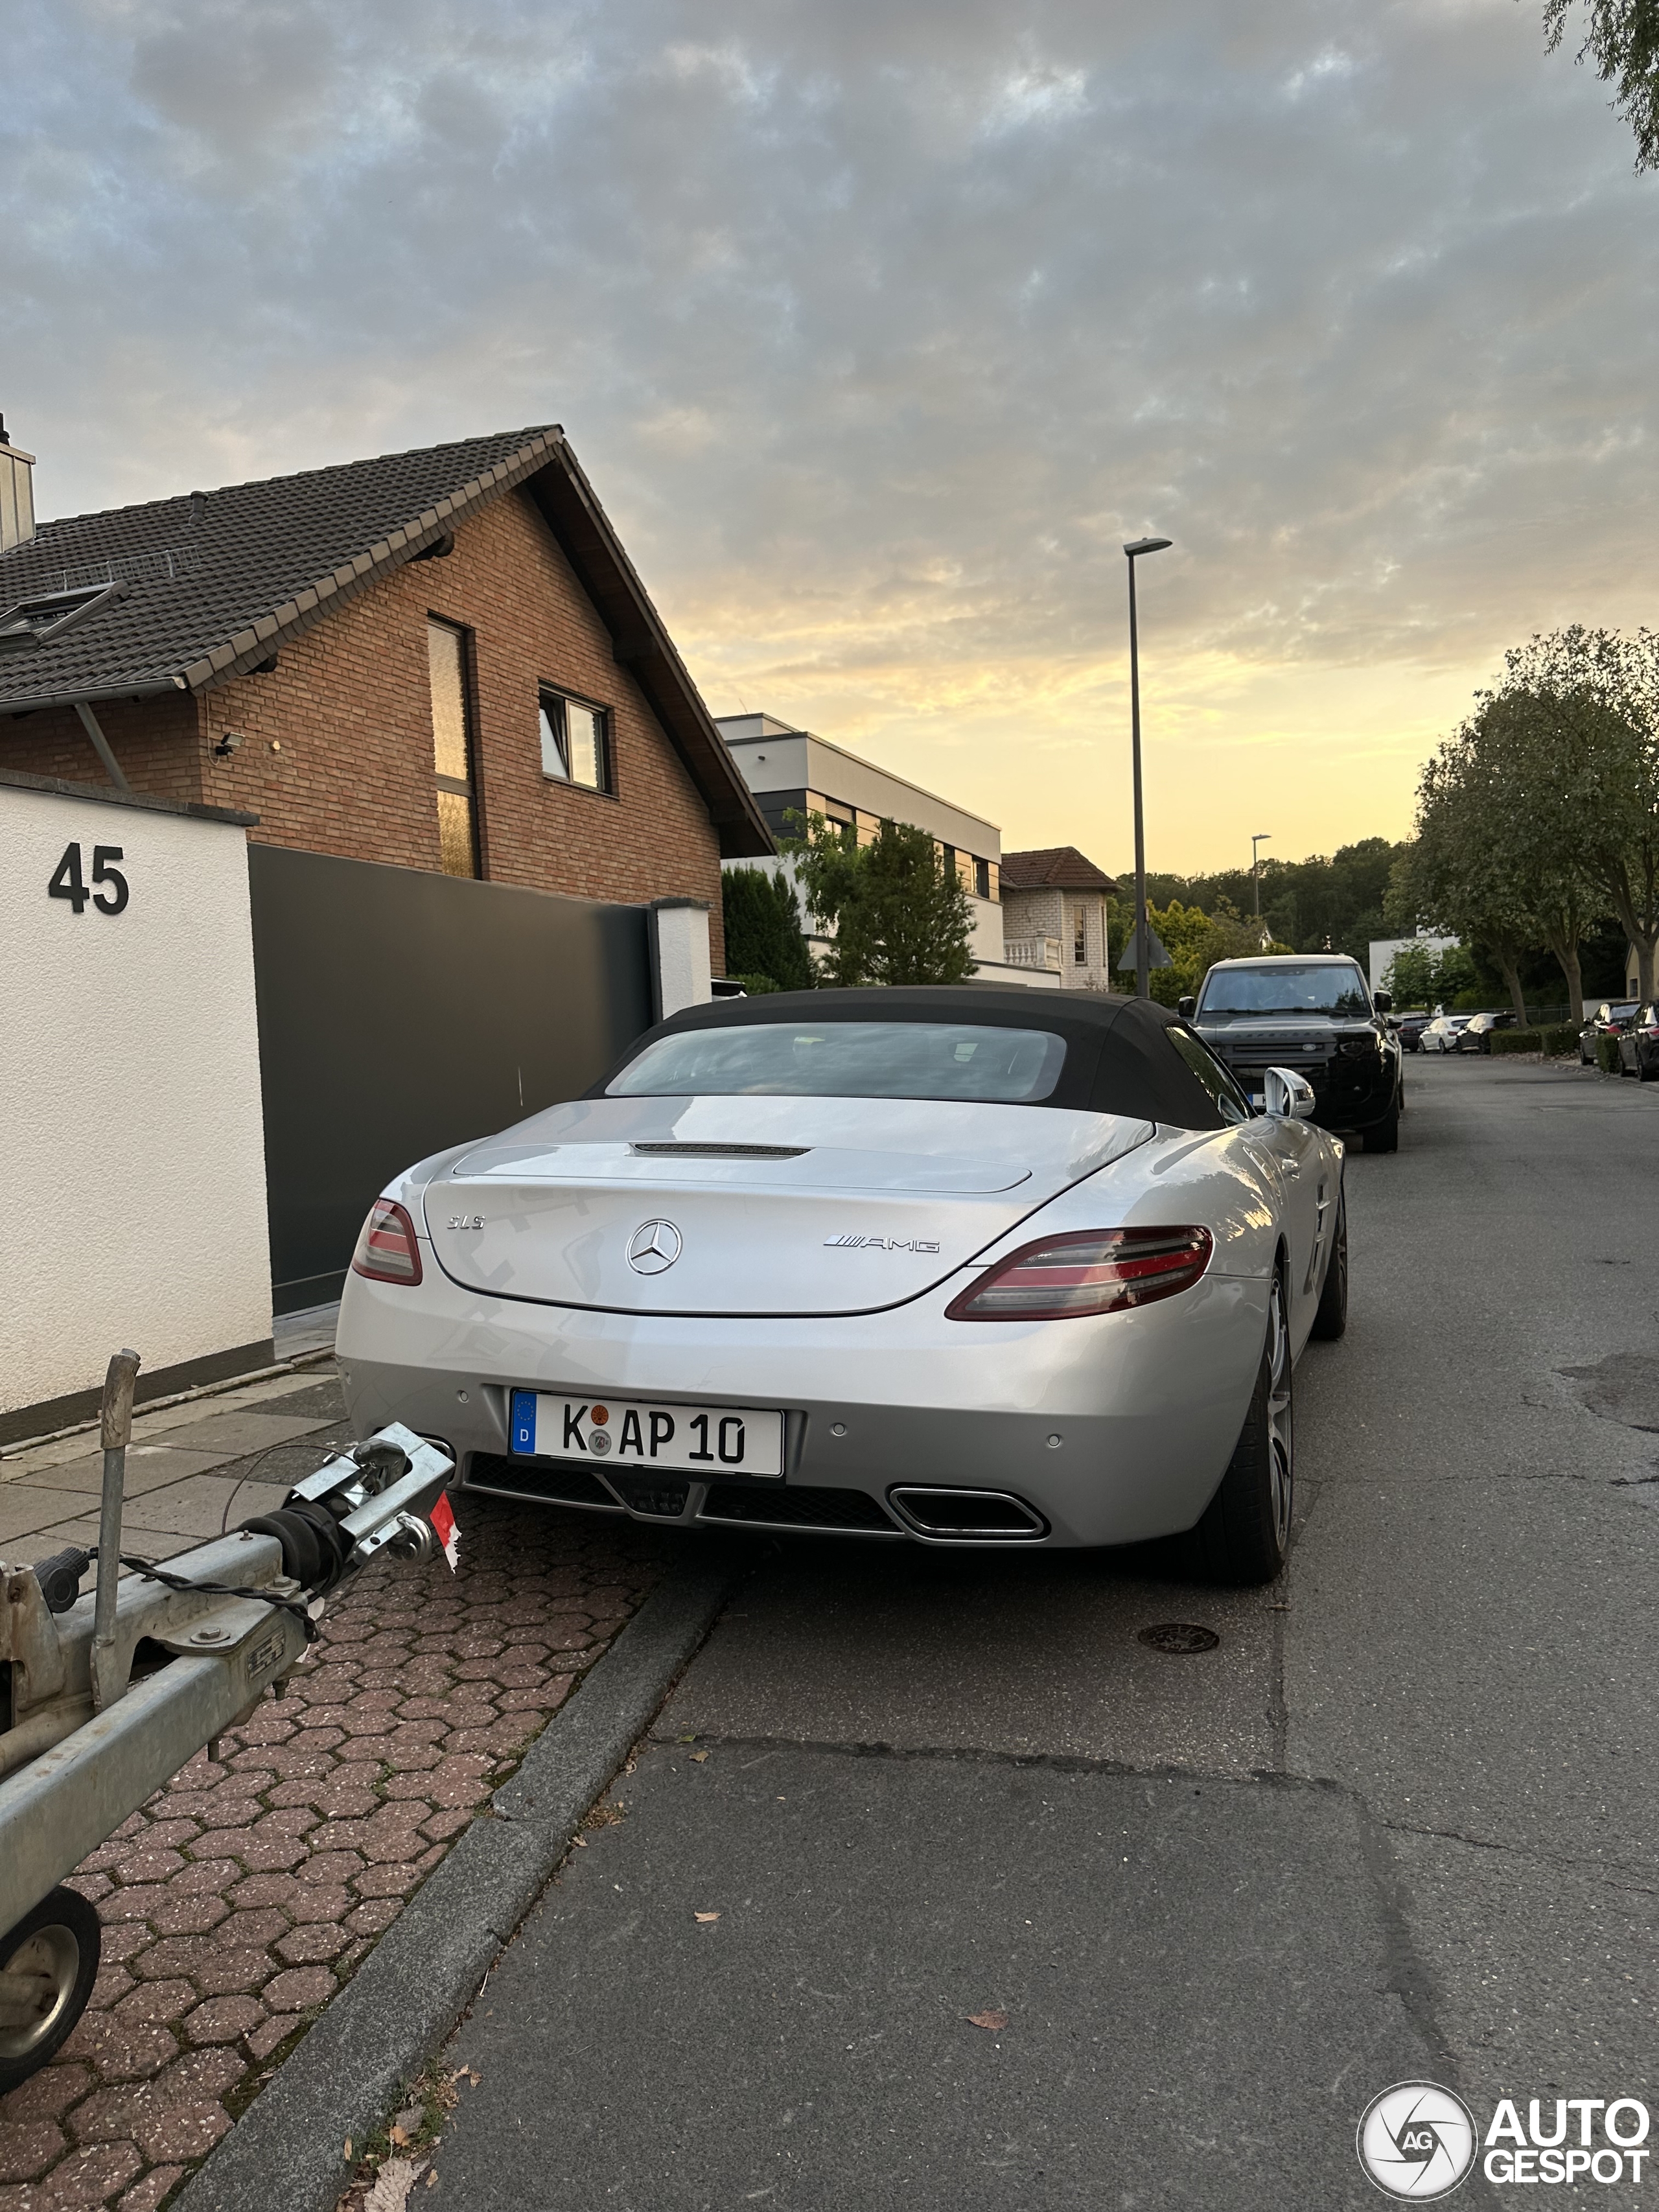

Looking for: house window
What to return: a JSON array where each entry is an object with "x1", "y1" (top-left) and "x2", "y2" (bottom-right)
[
  {"x1": 540, "y1": 689, "x2": 612, "y2": 791},
  {"x1": 975, "y1": 856, "x2": 994, "y2": 902},
  {"x1": 427, "y1": 619, "x2": 478, "y2": 879},
  {"x1": 982, "y1": 859, "x2": 999, "y2": 903},
  {"x1": 1074, "y1": 907, "x2": 1088, "y2": 964}
]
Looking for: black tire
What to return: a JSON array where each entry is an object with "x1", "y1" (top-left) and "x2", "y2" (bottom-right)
[
  {"x1": 1362, "y1": 1100, "x2": 1400, "y2": 1153},
  {"x1": 1187, "y1": 1272, "x2": 1294, "y2": 1585},
  {"x1": 0, "y1": 1886, "x2": 101, "y2": 2093},
  {"x1": 1641, "y1": 1053, "x2": 1654, "y2": 1084},
  {"x1": 1309, "y1": 1187, "x2": 1348, "y2": 1342}
]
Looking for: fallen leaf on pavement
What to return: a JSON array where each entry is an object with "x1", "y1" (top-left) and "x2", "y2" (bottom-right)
[
  {"x1": 690, "y1": 1751, "x2": 709, "y2": 1763},
  {"x1": 966, "y1": 2010, "x2": 1009, "y2": 2031},
  {"x1": 364, "y1": 2158, "x2": 424, "y2": 2212},
  {"x1": 695, "y1": 1911, "x2": 721, "y2": 1924},
  {"x1": 425, "y1": 2172, "x2": 439, "y2": 2190}
]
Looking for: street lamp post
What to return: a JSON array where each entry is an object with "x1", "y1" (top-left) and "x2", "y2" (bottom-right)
[
  {"x1": 1124, "y1": 536, "x2": 1172, "y2": 999},
  {"x1": 1251, "y1": 832, "x2": 1271, "y2": 919}
]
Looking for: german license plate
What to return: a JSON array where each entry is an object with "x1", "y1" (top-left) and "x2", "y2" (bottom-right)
[{"x1": 509, "y1": 1390, "x2": 783, "y2": 1478}]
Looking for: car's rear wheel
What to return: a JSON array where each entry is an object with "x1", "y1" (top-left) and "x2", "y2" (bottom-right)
[
  {"x1": 1188, "y1": 1272, "x2": 1294, "y2": 1585},
  {"x1": 1362, "y1": 1100, "x2": 1399, "y2": 1152},
  {"x1": 1309, "y1": 1189, "x2": 1347, "y2": 1342}
]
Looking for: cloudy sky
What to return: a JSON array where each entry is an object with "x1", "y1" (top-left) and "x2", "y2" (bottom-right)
[{"x1": 6, "y1": 0, "x2": 1656, "y2": 871}]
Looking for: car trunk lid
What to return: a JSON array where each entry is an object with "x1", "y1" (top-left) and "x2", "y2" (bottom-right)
[{"x1": 423, "y1": 1094, "x2": 1152, "y2": 1316}]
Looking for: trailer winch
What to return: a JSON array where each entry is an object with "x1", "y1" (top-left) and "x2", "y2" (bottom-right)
[{"x1": 0, "y1": 1350, "x2": 456, "y2": 2090}]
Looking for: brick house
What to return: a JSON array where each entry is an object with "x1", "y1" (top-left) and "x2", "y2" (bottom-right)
[
  {"x1": 0, "y1": 425, "x2": 771, "y2": 963},
  {"x1": 999, "y1": 846, "x2": 1122, "y2": 990}
]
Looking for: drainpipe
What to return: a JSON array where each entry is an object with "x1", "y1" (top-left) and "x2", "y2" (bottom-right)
[{"x1": 72, "y1": 700, "x2": 130, "y2": 791}]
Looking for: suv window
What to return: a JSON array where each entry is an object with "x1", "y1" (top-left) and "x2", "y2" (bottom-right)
[
  {"x1": 1166, "y1": 1025, "x2": 1255, "y2": 1125},
  {"x1": 1198, "y1": 961, "x2": 1371, "y2": 1018}
]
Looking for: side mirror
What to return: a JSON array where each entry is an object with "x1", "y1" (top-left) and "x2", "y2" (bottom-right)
[
  {"x1": 1176, "y1": 995, "x2": 1196, "y2": 1018},
  {"x1": 1263, "y1": 1065, "x2": 1317, "y2": 1121},
  {"x1": 1373, "y1": 988, "x2": 1392, "y2": 1013}
]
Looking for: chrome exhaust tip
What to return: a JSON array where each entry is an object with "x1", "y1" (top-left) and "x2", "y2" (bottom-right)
[{"x1": 887, "y1": 1487, "x2": 1049, "y2": 1541}]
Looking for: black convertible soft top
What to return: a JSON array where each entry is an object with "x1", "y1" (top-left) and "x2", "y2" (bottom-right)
[{"x1": 601, "y1": 986, "x2": 1227, "y2": 1132}]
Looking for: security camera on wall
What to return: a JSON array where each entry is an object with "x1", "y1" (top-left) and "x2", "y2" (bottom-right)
[{"x1": 211, "y1": 730, "x2": 244, "y2": 758}]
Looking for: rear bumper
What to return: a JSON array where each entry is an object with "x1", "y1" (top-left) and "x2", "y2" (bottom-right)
[{"x1": 336, "y1": 1262, "x2": 1270, "y2": 1550}]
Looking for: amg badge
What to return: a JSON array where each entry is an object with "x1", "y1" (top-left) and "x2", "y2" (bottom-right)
[{"x1": 824, "y1": 1234, "x2": 942, "y2": 1252}]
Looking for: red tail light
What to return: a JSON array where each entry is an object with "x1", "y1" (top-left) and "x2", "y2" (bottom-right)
[
  {"x1": 946, "y1": 1226, "x2": 1213, "y2": 1321},
  {"x1": 351, "y1": 1198, "x2": 423, "y2": 1286}
]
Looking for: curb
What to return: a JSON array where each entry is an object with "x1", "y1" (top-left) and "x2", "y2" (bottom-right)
[{"x1": 172, "y1": 1553, "x2": 741, "y2": 2212}]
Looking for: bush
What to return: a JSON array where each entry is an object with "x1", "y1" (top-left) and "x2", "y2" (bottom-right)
[
  {"x1": 1490, "y1": 1022, "x2": 1582, "y2": 1058},
  {"x1": 1597, "y1": 1034, "x2": 1623, "y2": 1074},
  {"x1": 730, "y1": 972, "x2": 780, "y2": 995}
]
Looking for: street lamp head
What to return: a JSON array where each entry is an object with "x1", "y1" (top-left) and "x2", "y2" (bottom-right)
[{"x1": 1123, "y1": 537, "x2": 1172, "y2": 558}]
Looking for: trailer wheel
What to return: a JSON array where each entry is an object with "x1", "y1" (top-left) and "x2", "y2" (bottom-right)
[{"x1": 0, "y1": 1886, "x2": 101, "y2": 2091}]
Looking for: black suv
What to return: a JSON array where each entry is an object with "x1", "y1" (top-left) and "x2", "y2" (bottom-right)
[{"x1": 1180, "y1": 954, "x2": 1404, "y2": 1152}]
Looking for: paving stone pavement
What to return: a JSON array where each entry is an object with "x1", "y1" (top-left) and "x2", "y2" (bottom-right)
[{"x1": 0, "y1": 1364, "x2": 670, "y2": 2211}]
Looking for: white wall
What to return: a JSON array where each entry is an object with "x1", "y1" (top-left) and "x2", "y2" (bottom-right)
[
  {"x1": 1, "y1": 781, "x2": 272, "y2": 1420},
  {"x1": 1369, "y1": 933, "x2": 1459, "y2": 995}
]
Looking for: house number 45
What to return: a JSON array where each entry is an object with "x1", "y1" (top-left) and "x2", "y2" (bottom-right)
[{"x1": 49, "y1": 843, "x2": 130, "y2": 916}]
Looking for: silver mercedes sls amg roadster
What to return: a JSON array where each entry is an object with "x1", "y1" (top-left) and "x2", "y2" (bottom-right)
[{"x1": 338, "y1": 987, "x2": 1348, "y2": 1582}]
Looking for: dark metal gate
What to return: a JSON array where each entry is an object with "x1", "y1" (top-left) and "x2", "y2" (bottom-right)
[{"x1": 249, "y1": 846, "x2": 653, "y2": 1312}]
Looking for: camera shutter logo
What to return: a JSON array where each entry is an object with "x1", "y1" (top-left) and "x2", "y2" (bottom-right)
[
  {"x1": 1357, "y1": 2082, "x2": 1477, "y2": 2200},
  {"x1": 627, "y1": 1220, "x2": 682, "y2": 1275}
]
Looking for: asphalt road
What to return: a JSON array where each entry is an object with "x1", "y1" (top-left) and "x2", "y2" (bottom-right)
[{"x1": 428, "y1": 1056, "x2": 1659, "y2": 2210}]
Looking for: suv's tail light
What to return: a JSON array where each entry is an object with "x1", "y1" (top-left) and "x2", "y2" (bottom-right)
[
  {"x1": 351, "y1": 1198, "x2": 423, "y2": 1286},
  {"x1": 946, "y1": 1226, "x2": 1212, "y2": 1321}
]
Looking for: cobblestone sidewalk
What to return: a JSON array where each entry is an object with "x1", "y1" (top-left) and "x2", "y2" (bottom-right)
[{"x1": 0, "y1": 1365, "x2": 669, "y2": 2211}]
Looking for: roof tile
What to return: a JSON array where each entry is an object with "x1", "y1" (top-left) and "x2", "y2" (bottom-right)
[
  {"x1": 0, "y1": 427, "x2": 555, "y2": 710},
  {"x1": 1001, "y1": 845, "x2": 1120, "y2": 892}
]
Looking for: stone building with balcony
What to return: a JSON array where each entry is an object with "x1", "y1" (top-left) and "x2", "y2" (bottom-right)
[{"x1": 999, "y1": 846, "x2": 1122, "y2": 990}]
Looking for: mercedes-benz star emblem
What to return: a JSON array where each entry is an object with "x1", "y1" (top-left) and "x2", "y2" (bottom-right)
[{"x1": 627, "y1": 1219, "x2": 683, "y2": 1275}]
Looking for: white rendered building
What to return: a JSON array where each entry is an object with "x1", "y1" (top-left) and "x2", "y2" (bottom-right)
[{"x1": 717, "y1": 714, "x2": 1058, "y2": 987}]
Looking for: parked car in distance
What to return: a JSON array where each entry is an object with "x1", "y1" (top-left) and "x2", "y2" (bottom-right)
[
  {"x1": 1419, "y1": 1016, "x2": 1472, "y2": 1054},
  {"x1": 1453, "y1": 1011, "x2": 1518, "y2": 1054},
  {"x1": 338, "y1": 988, "x2": 1350, "y2": 1582},
  {"x1": 1616, "y1": 1005, "x2": 1659, "y2": 1081},
  {"x1": 1396, "y1": 1014, "x2": 1435, "y2": 1053},
  {"x1": 1580, "y1": 1001, "x2": 1640, "y2": 1065},
  {"x1": 1180, "y1": 954, "x2": 1402, "y2": 1151}
]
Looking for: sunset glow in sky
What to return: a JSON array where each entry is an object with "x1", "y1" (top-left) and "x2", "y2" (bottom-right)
[{"x1": 8, "y1": 0, "x2": 1658, "y2": 871}]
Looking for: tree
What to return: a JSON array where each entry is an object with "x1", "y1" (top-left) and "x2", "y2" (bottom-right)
[
  {"x1": 1135, "y1": 840, "x2": 1409, "y2": 962},
  {"x1": 1382, "y1": 939, "x2": 1479, "y2": 1010},
  {"x1": 1538, "y1": 0, "x2": 1659, "y2": 169},
  {"x1": 1410, "y1": 743, "x2": 1540, "y2": 1025},
  {"x1": 721, "y1": 865, "x2": 814, "y2": 993},
  {"x1": 1143, "y1": 896, "x2": 1294, "y2": 1007},
  {"x1": 1492, "y1": 628, "x2": 1659, "y2": 1003},
  {"x1": 782, "y1": 811, "x2": 975, "y2": 986}
]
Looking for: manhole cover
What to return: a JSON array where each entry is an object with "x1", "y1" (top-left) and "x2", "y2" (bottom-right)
[{"x1": 1137, "y1": 1622, "x2": 1220, "y2": 1655}]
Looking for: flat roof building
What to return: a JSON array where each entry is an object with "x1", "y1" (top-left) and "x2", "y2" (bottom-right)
[{"x1": 717, "y1": 713, "x2": 1058, "y2": 987}]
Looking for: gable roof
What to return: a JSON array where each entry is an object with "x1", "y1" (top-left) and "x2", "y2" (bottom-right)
[
  {"x1": 0, "y1": 428, "x2": 772, "y2": 857},
  {"x1": 1000, "y1": 846, "x2": 1120, "y2": 893}
]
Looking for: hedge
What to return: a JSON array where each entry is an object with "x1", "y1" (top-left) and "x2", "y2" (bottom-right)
[
  {"x1": 1597, "y1": 1034, "x2": 1623, "y2": 1075},
  {"x1": 1490, "y1": 1023, "x2": 1580, "y2": 1057}
]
